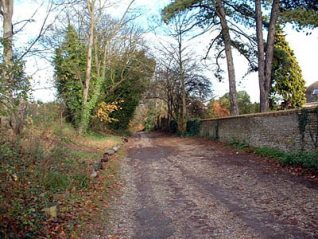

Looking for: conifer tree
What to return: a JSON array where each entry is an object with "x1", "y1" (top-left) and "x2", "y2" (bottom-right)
[{"x1": 270, "y1": 27, "x2": 306, "y2": 108}]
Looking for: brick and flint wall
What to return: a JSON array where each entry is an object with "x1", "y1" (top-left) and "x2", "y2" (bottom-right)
[{"x1": 199, "y1": 108, "x2": 318, "y2": 152}]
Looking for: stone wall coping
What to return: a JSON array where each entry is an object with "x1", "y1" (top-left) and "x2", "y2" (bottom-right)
[{"x1": 201, "y1": 107, "x2": 318, "y2": 122}]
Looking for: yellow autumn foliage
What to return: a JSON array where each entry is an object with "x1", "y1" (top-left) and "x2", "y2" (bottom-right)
[{"x1": 95, "y1": 101, "x2": 123, "y2": 123}]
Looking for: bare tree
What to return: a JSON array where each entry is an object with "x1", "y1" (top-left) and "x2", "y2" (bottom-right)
[{"x1": 151, "y1": 14, "x2": 212, "y2": 133}]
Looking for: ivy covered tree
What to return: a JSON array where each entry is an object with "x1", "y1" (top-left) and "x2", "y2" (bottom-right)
[
  {"x1": 270, "y1": 27, "x2": 306, "y2": 108},
  {"x1": 104, "y1": 50, "x2": 156, "y2": 130},
  {"x1": 54, "y1": 25, "x2": 86, "y2": 127}
]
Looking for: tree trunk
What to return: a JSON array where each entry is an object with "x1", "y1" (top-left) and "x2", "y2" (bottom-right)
[
  {"x1": 79, "y1": 0, "x2": 95, "y2": 134},
  {"x1": 83, "y1": 0, "x2": 94, "y2": 105},
  {"x1": 1, "y1": 0, "x2": 13, "y2": 67},
  {"x1": 177, "y1": 32, "x2": 187, "y2": 134},
  {"x1": 255, "y1": 0, "x2": 267, "y2": 112},
  {"x1": 264, "y1": 0, "x2": 280, "y2": 102},
  {"x1": 255, "y1": 0, "x2": 280, "y2": 112},
  {"x1": 215, "y1": 0, "x2": 239, "y2": 116}
]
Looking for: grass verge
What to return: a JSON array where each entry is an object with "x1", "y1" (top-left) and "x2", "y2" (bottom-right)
[
  {"x1": 254, "y1": 147, "x2": 318, "y2": 170},
  {"x1": 0, "y1": 110, "x2": 123, "y2": 238},
  {"x1": 229, "y1": 140, "x2": 318, "y2": 170}
]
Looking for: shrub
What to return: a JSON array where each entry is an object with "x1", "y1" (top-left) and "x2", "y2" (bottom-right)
[
  {"x1": 186, "y1": 119, "x2": 201, "y2": 136},
  {"x1": 169, "y1": 120, "x2": 178, "y2": 133}
]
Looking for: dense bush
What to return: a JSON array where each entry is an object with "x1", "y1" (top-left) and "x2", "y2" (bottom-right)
[{"x1": 186, "y1": 119, "x2": 201, "y2": 136}]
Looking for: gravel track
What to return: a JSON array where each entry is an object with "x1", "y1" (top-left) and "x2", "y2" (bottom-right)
[{"x1": 105, "y1": 132, "x2": 318, "y2": 239}]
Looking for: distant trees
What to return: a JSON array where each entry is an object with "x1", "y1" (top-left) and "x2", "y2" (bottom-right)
[
  {"x1": 149, "y1": 13, "x2": 212, "y2": 134},
  {"x1": 163, "y1": 0, "x2": 243, "y2": 116},
  {"x1": 162, "y1": 0, "x2": 318, "y2": 113},
  {"x1": 151, "y1": 36, "x2": 212, "y2": 133},
  {"x1": 208, "y1": 91, "x2": 259, "y2": 118}
]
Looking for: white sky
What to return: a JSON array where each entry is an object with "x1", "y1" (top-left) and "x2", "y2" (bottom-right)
[{"x1": 11, "y1": 0, "x2": 318, "y2": 103}]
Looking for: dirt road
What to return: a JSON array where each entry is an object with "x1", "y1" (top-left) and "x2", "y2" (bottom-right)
[{"x1": 106, "y1": 132, "x2": 318, "y2": 239}]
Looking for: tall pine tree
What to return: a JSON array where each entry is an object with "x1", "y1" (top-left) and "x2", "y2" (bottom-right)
[{"x1": 270, "y1": 27, "x2": 306, "y2": 108}]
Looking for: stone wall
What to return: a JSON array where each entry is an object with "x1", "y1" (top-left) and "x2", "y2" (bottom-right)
[{"x1": 199, "y1": 108, "x2": 318, "y2": 152}]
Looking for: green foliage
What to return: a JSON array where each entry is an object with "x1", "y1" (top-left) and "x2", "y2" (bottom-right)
[
  {"x1": 280, "y1": 0, "x2": 318, "y2": 30},
  {"x1": 43, "y1": 170, "x2": 90, "y2": 192},
  {"x1": 230, "y1": 139, "x2": 249, "y2": 150},
  {"x1": 255, "y1": 147, "x2": 318, "y2": 169},
  {"x1": 219, "y1": 91, "x2": 259, "y2": 115},
  {"x1": 187, "y1": 100, "x2": 207, "y2": 119},
  {"x1": 162, "y1": 0, "x2": 196, "y2": 22},
  {"x1": 54, "y1": 25, "x2": 86, "y2": 127},
  {"x1": 281, "y1": 9, "x2": 318, "y2": 30},
  {"x1": 0, "y1": 57, "x2": 30, "y2": 135},
  {"x1": 43, "y1": 171, "x2": 71, "y2": 193},
  {"x1": 298, "y1": 107, "x2": 318, "y2": 150},
  {"x1": 270, "y1": 27, "x2": 306, "y2": 108},
  {"x1": 107, "y1": 90, "x2": 139, "y2": 130},
  {"x1": 186, "y1": 119, "x2": 201, "y2": 136},
  {"x1": 54, "y1": 24, "x2": 155, "y2": 133},
  {"x1": 28, "y1": 139, "x2": 45, "y2": 161},
  {"x1": 144, "y1": 101, "x2": 159, "y2": 131},
  {"x1": 105, "y1": 50, "x2": 155, "y2": 130},
  {"x1": 72, "y1": 174, "x2": 90, "y2": 189},
  {"x1": 169, "y1": 120, "x2": 178, "y2": 133},
  {"x1": 0, "y1": 58, "x2": 30, "y2": 103},
  {"x1": 0, "y1": 142, "x2": 18, "y2": 161},
  {"x1": 298, "y1": 108, "x2": 309, "y2": 144},
  {"x1": 30, "y1": 102, "x2": 63, "y2": 128}
]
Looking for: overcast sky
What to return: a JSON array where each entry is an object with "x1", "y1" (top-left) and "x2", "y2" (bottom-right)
[{"x1": 13, "y1": 0, "x2": 318, "y2": 103}]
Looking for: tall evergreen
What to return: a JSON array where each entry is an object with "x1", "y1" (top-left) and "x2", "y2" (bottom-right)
[{"x1": 270, "y1": 27, "x2": 306, "y2": 108}]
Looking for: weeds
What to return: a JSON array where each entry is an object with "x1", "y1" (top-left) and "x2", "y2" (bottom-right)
[
  {"x1": 255, "y1": 147, "x2": 318, "y2": 170},
  {"x1": 227, "y1": 138, "x2": 318, "y2": 170},
  {"x1": 43, "y1": 171, "x2": 71, "y2": 192},
  {"x1": 0, "y1": 142, "x2": 18, "y2": 160},
  {"x1": 0, "y1": 103, "x2": 122, "y2": 238},
  {"x1": 230, "y1": 139, "x2": 249, "y2": 150}
]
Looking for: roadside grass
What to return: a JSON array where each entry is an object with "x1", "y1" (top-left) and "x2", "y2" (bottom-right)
[
  {"x1": 0, "y1": 104, "x2": 123, "y2": 238},
  {"x1": 229, "y1": 140, "x2": 318, "y2": 170},
  {"x1": 254, "y1": 147, "x2": 318, "y2": 170}
]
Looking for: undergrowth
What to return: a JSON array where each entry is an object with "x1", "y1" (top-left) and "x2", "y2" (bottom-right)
[
  {"x1": 227, "y1": 137, "x2": 318, "y2": 170},
  {"x1": 230, "y1": 139, "x2": 249, "y2": 150},
  {"x1": 0, "y1": 103, "x2": 122, "y2": 238},
  {"x1": 254, "y1": 147, "x2": 318, "y2": 170},
  {"x1": 228, "y1": 138, "x2": 318, "y2": 170}
]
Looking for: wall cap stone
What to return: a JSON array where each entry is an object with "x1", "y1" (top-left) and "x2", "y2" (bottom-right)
[{"x1": 201, "y1": 106, "x2": 318, "y2": 122}]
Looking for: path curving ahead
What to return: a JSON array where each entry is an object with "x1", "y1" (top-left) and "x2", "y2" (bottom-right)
[{"x1": 106, "y1": 132, "x2": 318, "y2": 239}]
